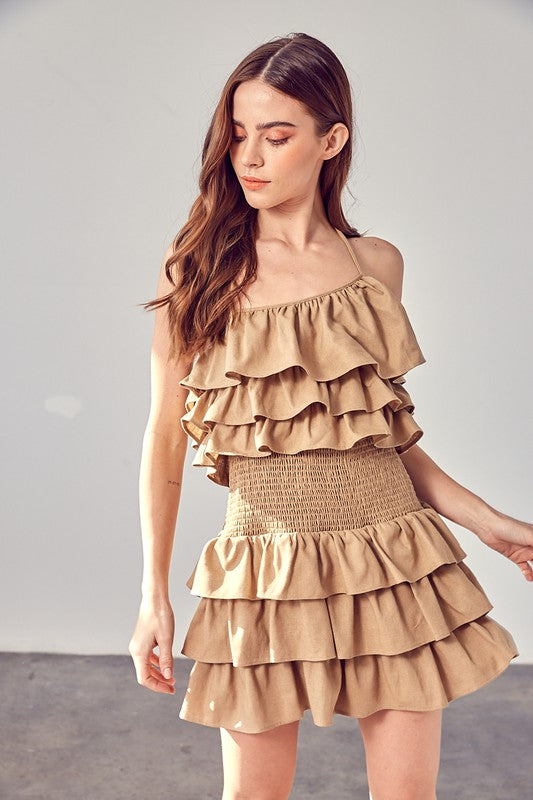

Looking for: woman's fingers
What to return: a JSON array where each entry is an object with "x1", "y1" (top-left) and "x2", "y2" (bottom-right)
[
  {"x1": 129, "y1": 641, "x2": 176, "y2": 692},
  {"x1": 142, "y1": 669, "x2": 176, "y2": 694},
  {"x1": 129, "y1": 599, "x2": 176, "y2": 692},
  {"x1": 148, "y1": 650, "x2": 175, "y2": 678},
  {"x1": 158, "y1": 646, "x2": 174, "y2": 680},
  {"x1": 146, "y1": 652, "x2": 175, "y2": 682},
  {"x1": 517, "y1": 560, "x2": 533, "y2": 581},
  {"x1": 135, "y1": 657, "x2": 176, "y2": 693}
]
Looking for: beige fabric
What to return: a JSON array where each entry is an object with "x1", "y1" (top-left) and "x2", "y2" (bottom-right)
[
  {"x1": 180, "y1": 616, "x2": 518, "y2": 731},
  {"x1": 178, "y1": 230, "x2": 519, "y2": 733},
  {"x1": 179, "y1": 439, "x2": 519, "y2": 731},
  {"x1": 179, "y1": 229, "x2": 426, "y2": 486}
]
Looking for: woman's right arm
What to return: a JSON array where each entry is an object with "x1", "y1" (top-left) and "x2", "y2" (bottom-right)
[{"x1": 128, "y1": 244, "x2": 194, "y2": 695}]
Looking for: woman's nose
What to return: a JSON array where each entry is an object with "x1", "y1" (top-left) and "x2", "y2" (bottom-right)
[{"x1": 240, "y1": 141, "x2": 263, "y2": 168}]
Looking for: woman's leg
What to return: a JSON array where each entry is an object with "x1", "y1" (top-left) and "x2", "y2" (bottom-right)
[
  {"x1": 220, "y1": 719, "x2": 300, "y2": 800},
  {"x1": 358, "y1": 708, "x2": 442, "y2": 800}
]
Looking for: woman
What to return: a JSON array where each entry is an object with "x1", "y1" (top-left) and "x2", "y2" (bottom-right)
[{"x1": 129, "y1": 32, "x2": 531, "y2": 800}]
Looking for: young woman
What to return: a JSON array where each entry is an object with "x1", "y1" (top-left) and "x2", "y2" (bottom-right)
[{"x1": 128, "y1": 32, "x2": 531, "y2": 800}]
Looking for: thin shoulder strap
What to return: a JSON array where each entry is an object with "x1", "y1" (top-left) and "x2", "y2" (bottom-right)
[{"x1": 334, "y1": 227, "x2": 364, "y2": 277}]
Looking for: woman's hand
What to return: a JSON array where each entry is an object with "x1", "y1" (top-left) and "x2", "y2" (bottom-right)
[
  {"x1": 129, "y1": 596, "x2": 176, "y2": 694},
  {"x1": 475, "y1": 509, "x2": 533, "y2": 582}
]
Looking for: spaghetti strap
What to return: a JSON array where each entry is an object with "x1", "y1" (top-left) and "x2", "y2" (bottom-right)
[{"x1": 334, "y1": 227, "x2": 364, "y2": 278}]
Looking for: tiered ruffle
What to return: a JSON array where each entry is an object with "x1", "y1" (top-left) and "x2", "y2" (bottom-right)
[
  {"x1": 177, "y1": 272, "x2": 519, "y2": 733},
  {"x1": 180, "y1": 618, "x2": 518, "y2": 730},
  {"x1": 179, "y1": 502, "x2": 519, "y2": 732},
  {"x1": 179, "y1": 274, "x2": 428, "y2": 486}
]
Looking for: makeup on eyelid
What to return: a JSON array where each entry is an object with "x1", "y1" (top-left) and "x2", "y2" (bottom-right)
[{"x1": 232, "y1": 136, "x2": 290, "y2": 146}]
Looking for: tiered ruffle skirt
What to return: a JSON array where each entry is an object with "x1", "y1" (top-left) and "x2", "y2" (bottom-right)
[{"x1": 178, "y1": 437, "x2": 519, "y2": 733}]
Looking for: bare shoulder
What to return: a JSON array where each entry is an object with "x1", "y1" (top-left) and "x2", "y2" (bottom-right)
[{"x1": 348, "y1": 235, "x2": 405, "y2": 301}]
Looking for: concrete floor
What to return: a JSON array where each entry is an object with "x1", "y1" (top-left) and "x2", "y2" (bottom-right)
[{"x1": 1, "y1": 653, "x2": 531, "y2": 800}]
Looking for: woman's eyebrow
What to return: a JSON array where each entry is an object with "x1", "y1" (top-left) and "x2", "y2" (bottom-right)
[{"x1": 231, "y1": 118, "x2": 297, "y2": 131}]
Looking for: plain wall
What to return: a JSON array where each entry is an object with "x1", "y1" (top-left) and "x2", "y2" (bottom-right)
[{"x1": 1, "y1": 0, "x2": 532, "y2": 660}]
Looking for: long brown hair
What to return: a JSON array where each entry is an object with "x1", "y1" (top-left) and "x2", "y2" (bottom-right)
[{"x1": 141, "y1": 32, "x2": 365, "y2": 362}]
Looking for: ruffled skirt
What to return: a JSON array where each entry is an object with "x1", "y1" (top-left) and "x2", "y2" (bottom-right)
[{"x1": 178, "y1": 437, "x2": 519, "y2": 733}]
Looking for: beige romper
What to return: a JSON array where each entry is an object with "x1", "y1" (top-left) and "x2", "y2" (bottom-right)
[{"x1": 177, "y1": 227, "x2": 519, "y2": 733}]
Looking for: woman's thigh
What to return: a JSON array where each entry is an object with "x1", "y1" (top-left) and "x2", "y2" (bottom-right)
[
  {"x1": 220, "y1": 719, "x2": 300, "y2": 800},
  {"x1": 358, "y1": 708, "x2": 443, "y2": 800}
]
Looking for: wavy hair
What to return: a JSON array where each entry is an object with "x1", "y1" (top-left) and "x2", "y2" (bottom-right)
[{"x1": 141, "y1": 32, "x2": 365, "y2": 361}]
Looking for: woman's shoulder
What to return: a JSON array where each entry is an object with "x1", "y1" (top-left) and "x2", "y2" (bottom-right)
[{"x1": 348, "y1": 235, "x2": 404, "y2": 302}]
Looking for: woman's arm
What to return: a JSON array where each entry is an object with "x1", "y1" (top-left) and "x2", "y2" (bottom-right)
[
  {"x1": 364, "y1": 238, "x2": 533, "y2": 580},
  {"x1": 398, "y1": 443, "x2": 499, "y2": 539},
  {"x1": 139, "y1": 423, "x2": 189, "y2": 602},
  {"x1": 129, "y1": 245, "x2": 194, "y2": 692},
  {"x1": 399, "y1": 443, "x2": 533, "y2": 581}
]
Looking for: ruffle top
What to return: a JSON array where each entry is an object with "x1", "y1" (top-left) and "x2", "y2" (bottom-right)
[{"x1": 178, "y1": 228, "x2": 427, "y2": 486}]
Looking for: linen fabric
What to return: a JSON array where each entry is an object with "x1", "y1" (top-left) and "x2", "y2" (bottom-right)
[{"x1": 176, "y1": 227, "x2": 519, "y2": 733}]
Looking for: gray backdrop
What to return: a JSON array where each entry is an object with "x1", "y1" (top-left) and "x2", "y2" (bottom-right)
[{"x1": 1, "y1": 0, "x2": 531, "y2": 662}]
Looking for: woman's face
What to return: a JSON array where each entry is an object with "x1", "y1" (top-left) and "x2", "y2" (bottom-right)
[{"x1": 229, "y1": 78, "x2": 348, "y2": 210}]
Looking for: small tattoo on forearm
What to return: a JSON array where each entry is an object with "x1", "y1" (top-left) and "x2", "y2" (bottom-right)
[{"x1": 167, "y1": 480, "x2": 180, "y2": 486}]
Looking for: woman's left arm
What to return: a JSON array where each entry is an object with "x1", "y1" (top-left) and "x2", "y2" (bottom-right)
[{"x1": 399, "y1": 443, "x2": 533, "y2": 582}]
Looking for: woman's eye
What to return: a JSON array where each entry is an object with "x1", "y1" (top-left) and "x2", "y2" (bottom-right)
[{"x1": 231, "y1": 136, "x2": 289, "y2": 146}]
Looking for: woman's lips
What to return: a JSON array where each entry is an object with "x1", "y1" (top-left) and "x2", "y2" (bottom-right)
[{"x1": 242, "y1": 177, "x2": 270, "y2": 189}]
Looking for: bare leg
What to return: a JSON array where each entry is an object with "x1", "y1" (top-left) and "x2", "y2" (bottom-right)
[
  {"x1": 220, "y1": 719, "x2": 300, "y2": 800},
  {"x1": 358, "y1": 708, "x2": 442, "y2": 800}
]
